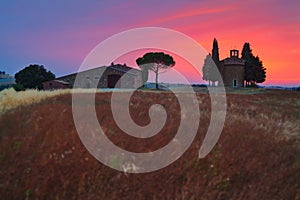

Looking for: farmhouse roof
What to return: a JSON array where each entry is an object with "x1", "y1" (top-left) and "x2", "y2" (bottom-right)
[{"x1": 57, "y1": 64, "x2": 140, "y2": 79}]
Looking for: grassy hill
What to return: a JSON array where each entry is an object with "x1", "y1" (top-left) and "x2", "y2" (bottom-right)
[{"x1": 0, "y1": 89, "x2": 299, "y2": 199}]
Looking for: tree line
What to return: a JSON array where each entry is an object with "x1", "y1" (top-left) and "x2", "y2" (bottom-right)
[
  {"x1": 2, "y1": 39, "x2": 266, "y2": 92},
  {"x1": 241, "y1": 43, "x2": 266, "y2": 86}
]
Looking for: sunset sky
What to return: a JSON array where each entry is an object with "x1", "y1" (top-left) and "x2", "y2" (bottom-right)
[{"x1": 0, "y1": 0, "x2": 299, "y2": 86}]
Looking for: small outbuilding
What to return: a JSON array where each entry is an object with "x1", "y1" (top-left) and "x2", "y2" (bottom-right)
[{"x1": 42, "y1": 80, "x2": 69, "y2": 90}]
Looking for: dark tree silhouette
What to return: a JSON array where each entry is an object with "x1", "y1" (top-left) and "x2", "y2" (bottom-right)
[
  {"x1": 211, "y1": 38, "x2": 221, "y2": 86},
  {"x1": 203, "y1": 55, "x2": 220, "y2": 86},
  {"x1": 254, "y1": 56, "x2": 266, "y2": 83},
  {"x1": 242, "y1": 43, "x2": 254, "y2": 85},
  {"x1": 242, "y1": 43, "x2": 266, "y2": 86},
  {"x1": 15, "y1": 64, "x2": 55, "y2": 90},
  {"x1": 136, "y1": 52, "x2": 175, "y2": 89},
  {"x1": 212, "y1": 38, "x2": 220, "y2": 69},
  {"x1": 202, "y1": 38, "x2": 221, "y2": 86}
]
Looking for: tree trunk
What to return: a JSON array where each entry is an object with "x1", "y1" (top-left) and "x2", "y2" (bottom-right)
[
  {"x1": 142, "y1": 68, "x2": 149, "y2": 87},
  {"x1": 155, "y1": 71, "x2": 159, "y2": 89}
]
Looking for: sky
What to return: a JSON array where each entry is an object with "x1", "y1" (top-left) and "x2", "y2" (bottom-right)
[{"x1": 0, "y1": 0, "x2": 299, "y2": 86}]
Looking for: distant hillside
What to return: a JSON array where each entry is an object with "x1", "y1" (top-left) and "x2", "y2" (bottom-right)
[{"x1": 258, "y1": 85, "x2": 300, "y2": 91}]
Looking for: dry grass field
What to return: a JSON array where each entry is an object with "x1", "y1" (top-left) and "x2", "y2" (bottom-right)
[
  {"x1": 0, "y1": 88, "x2": 71, "y2": 115},
  {"x1": 0, "y1": 88, "x2": 299, "y2": 199}
]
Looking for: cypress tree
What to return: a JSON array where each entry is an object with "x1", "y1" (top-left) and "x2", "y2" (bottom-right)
[
  {"x1": 241, "y1": 43, "x2": 266, "y2": 86},
  {"x1": 212, "y1": 38, "x2": 220, "y2": 70},
  {"x1": 210, "y1": 38, "x2": 221, "y2": 86}
]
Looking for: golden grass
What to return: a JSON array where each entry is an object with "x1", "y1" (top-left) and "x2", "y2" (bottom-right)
[
  {"x1": 0, "y1": 88, "x2": 114, "y2": 116},
  {"x1": 0, "y1": 88, "x2": 71, "y2": 115}
]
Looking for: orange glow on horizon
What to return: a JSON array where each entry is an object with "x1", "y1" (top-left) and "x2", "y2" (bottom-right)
[{"x1": 136, "y1": 1, "x2": 300, "y2": 86}]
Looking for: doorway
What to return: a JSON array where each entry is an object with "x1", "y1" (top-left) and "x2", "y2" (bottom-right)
[
  {"x1": 107, "y1": 74, "x2": 121, "y2": 88},
  {"x1": 233, "y1": 79, "x2": 237, "y2": 87}
]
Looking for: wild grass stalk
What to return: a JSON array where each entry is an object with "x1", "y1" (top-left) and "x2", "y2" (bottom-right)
[{"x1": 0, "y1": 88, "x2": 71, "y2": 115}]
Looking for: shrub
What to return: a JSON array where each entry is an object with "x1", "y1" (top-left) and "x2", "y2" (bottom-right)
[{"x1": 13, "y1": 83, "x2": 25, "y2": 91}]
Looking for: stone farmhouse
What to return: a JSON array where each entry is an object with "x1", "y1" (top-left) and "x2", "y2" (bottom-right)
[{"x1": 43, "y1": 63, "x2": 142, "y2": 90}]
